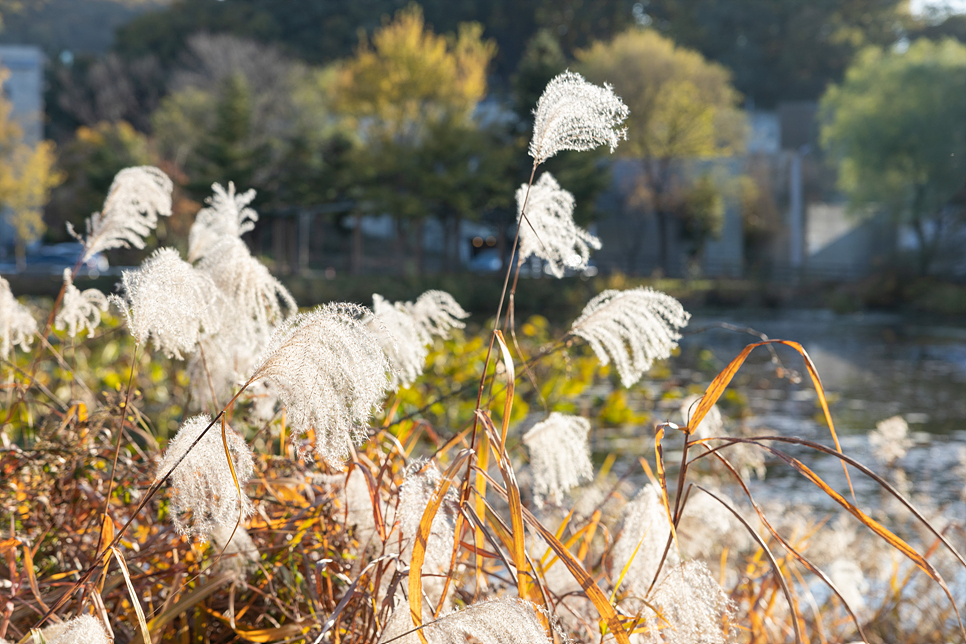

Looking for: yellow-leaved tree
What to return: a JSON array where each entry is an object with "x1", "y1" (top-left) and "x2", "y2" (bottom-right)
[
  {"x1": 578, "y1": 29, "x2": 745, "y2": 274},
  {"x1": 0, "y1": 69, "x2": 63, "y2": 269},
  {"x1": 335, "y1": 3, "x2": 495, "y2": 138}
]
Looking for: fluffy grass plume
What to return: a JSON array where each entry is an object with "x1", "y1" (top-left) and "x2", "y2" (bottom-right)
[
  {"x1": 522, "y1": 412, "x2": 594, "y2": 506},
  {"x1": 0, "y1": 275, "x2": 36, "y2": 359},
  {"x1": 570, "y1": 287, "x2": 689, "y2": 387},
  {"x1": 157, "y1": 414, "x2": 256, "y2": 538},
  {"x1": 39, "y1": 614, "x2": 111, "y2": 644},
  {"x1": 516, "y1": 172, "x2": 601, "y2": 277},
  {"x1": 71, "y1": 166, "x2": 173, "y2": 261},
  {"x1": 613, "y1": 483, "x2": 679, "y2": 595},
  {"x1": 370, "y1": 293, "x2": 427, "y2": 389},
  {"x1": 249, "y1": 303, "x2": 393, "y2": 467},
  {"x1": 869, "y1": 415, "x2": 912, "y2": 466},
  {"x1": 407, "y1": 290, "x2": 469, "y2": 345},
  {"x1": 380, "y1": 597, "x2": 558, "y2": 644},
  {"x1": 646, "y1": 561, "x2": 737, "y2": 644},
  {"x1": 188, "y1": 182, "x2": 258, "y2": 262},
  {"x1": 55, "y1": 269, "x2": 108, "y2": 339},
  {"x1": 528, "y1": 70, "x2": 629, "y2": 164},
  {"x1": 111, "y1": 248, "x2": 222, "y2": 359}
]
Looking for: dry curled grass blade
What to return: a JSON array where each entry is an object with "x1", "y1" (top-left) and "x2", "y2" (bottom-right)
[
  {"x1": 694, "y1": 442, "x2": 869, "y2": 642},
  {"x1": 407, "y1": 449, "x2": 474, "y2": 644},
  {"x1": 687, "y1": 340, "x2": 855, "y2": 499},
  {"x1": 653, "y1": 427, "x2": 678, "y2": 552},
  {"x1": 476, "y1": 467, "x2": 632, "y2": 644},
  {"x1": 693, "y1": 435, "x2": 966, "y2": 642},
  {"x1": 693, "y1": 486, "x2": 804, "y2": 644},
  {"x1": 111, "y1": 547, "x2": 151, "y2": 644}
]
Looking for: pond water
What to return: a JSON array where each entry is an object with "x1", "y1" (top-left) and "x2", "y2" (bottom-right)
[{"x1": 595, "y1": 309, "x2": 966, "y2": 513}]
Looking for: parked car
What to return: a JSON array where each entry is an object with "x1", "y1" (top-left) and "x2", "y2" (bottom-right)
[{"x1": 0, "y1": 243, "x2": 110, "y2": 276}]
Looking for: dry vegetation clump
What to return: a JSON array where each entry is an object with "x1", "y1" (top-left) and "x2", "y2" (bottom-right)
[{"x1": 0, "y1": 72, "x2": 964, "y2": 644}]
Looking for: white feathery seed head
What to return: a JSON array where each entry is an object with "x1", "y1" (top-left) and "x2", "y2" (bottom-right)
[
  {"x1": 529, "y1": 70, "x2": 629, "y2": 164},
  {"x1": 379, "y1": 598, "x2": 560, "y2": 644},
  {"x1": 71, "y1": 166, "x2": 173, "y2": 261},
  {"x1": 516, "y1": 172, "x2": 601, "y2": 277},
  {"x1": 523, "y1": 412, "x2": 594, "y2": 506},
  {"x1": 248, "y1": 303, "x2": 393, "y2": 467},
  {"x1": 55, "y1": 269, "x2": 108, "y2": 339},
  {"x1": 111, "y1": 248, "x2": 223, "y2": 359},
  {"x1": 40, "y1": 614, "x2": 111, "y2": 644},
  {"x1": 210, "y1": 523, "x2": 260, "y2": 574},
  {"x1": 369, "y1": 293, "x2": 427, "y2": 389},
  {"x1": 613, "y1": 483, "x2": 679, "y2": 596},
  {"x1": 188, "y1": 181, "x2": 258, "y2": 262},
  {"x1": 647, "y1": 561, "x2": 738, "y2": 644},
  {"x1": 571, "y1": 287, "x2": 689, "y2": 387},
  {"x1": 197, "y1": 236, "x2": 297, "y2": 332},
  {"x1": 869, "y1": 415, "x2": 912, "y2": 466},
  {"x1": 0, "y1": 276, "x2": 37, "y2": 359},
  {"x1": 396, "y1": 460, "x2": 458, "y2": 610},
  {"x1": 156, "y1": 414, "x2": 255, "y2": 538},
  {"x1": 829, "y1": 558, "x2": 870, "y2": 614},
  {"x1": 406, "y1": 290, "x2": 469, "y2": 345}
]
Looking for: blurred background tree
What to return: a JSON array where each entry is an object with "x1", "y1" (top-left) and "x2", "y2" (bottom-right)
[
  {"x1": 577, "y1": 29, "x2": 745, "y2": 274},
  {"x1": 820, "y1": 38, "x2": 966, "y2": 274},
  {"x1": 0, "y1": 70, "x2": 62, "y2": 269}
]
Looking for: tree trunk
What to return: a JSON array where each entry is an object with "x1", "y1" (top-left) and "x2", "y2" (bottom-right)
[
  {"x1": 351, "y1": 213, "x2": 363, "y2": 275},
  {"x1": 15, "y1": 240, "x2": 25, "y2": 273},
  {"x1": 415, "y1": 218, "x2": 425, "y2": 276},
  {"x1": 655, "y1": 210, "x2": 670, "y2": 277},
  {"x1": 911, "y1": 185, "x2": 931, "y2": 275},
  {"x1": 395, "y1": 215, "x2": 406, "y2": 273}
]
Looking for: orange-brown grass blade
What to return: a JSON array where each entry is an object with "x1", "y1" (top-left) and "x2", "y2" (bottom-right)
[
  {"x1": 693, "y1": 435, "x2": 966, "y2": 642},
  {"x1": 653, "y1": 427, "x2": 679, "y2": 552},
  {"x1": 111, "y1": 546, "x2": 152, "y2": 644},
  {"x1": 128, "y1": 571, "x2": 236, "y2": 644},
  {"x1": 476, "y1": 410, "x2": 539, "y2": 605},
  {"x1": 20, "y1": 540, "x2": 50, "y2": 613},
  {"x1": 688, "y1": 340, "x2": 855, "y2": 500},
  {"x1": 350, "y1": 462, "x2": 387, "y2": 542},
  {"x1": 695, "y1": 442, "x2": 868, "y2": 642},
  {"x1": 694, "y1": 486, "x2": 803, "y2": 644},
  {"x1": 476, "y1": 468, "x2": 632, "y2": 644},
  {"x1": 493, "y1": 330, "x2": 515, "y2": 450},
  {"x1": 407, "y1": 449, "x2": 473, "y2": 644}
]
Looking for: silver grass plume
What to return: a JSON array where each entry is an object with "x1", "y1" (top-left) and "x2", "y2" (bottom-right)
[
  {"x1": 407, "y1": 290, "x2": 469, "y2": 345},
  {"x1": 197, "y1": 236, "x2": 297, "y2": 333},
  {"x1": 529, "y1": 70, "x2": 629, "y2": 164},
  {"x1": 570, "y1": 287, "x2": 689, "y2": 387},
  {"x1": 379, "y1": 597, "x2": 560, "y2": 644},
  {"x1": 211, "y1": 523, "x2": 260, "y2": 575},
  {"x1": 248, "y1": 303, "x2": 393, "y2": 467},
  {"x1": 39, "y1": 614, "x2": 111, "y2": 644},
  {"x1": 396, "y1": 460, "x2": 457, "y2": 610},
  {"x1": 0, "y1": 276, "x2": 37, "y2": 359},
  {"x1": 645, "y1": 561, "x2": 737, "y2": 644},
  {"x1": 111, "y1": 248, "x2": 223, "y2": 359},
  {"x1": 71, "y1": 166, "x2": 173, "y2": 261},
  {"x1": 157, "y1": 414, "x2": 255, "y2": 538},
  {"x1": 613, "y1": 483, "x2": 679, "y2": 596},
  {"x1": 55, "y1": 269, "x2": 108, "y2": 339},
  {"x1": 516, "y1": 172, "x2": 601, "y2": 277},
  {"x1": 370, "y1": 293, "x2": 427, "y2": 389},
  {"x1": 188, "y1": 182, "x2": 258, "y2": 262},
  {"x1": 869, "y1": 415, "x2": 911, "y2": 466},
  {"x1": 523, "y1": 412, "x2": 594, "y2": 506},
  {"x1": 828, "y1": 558, "x2": 869, "y2": 614}
]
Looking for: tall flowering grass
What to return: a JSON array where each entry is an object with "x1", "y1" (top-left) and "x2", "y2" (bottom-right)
[{"x1": 0, "y1": 71, "x2": 964, "y2": 644}]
